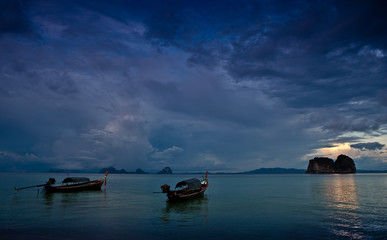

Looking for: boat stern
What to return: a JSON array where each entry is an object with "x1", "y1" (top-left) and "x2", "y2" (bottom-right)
[{"x1": 161, "y1": 184, "x2": 170, "y2": 193}]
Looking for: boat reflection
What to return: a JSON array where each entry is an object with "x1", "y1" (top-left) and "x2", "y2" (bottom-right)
[
  {"x1": 161, "y1": 195, "x2": 209, "y2": 226},
  {"x1": 319, "y1": 175, "x2": 364, "y2": 239},
  {"x1": 41, "y1": 190, "x2": 107, "y2": 210}
]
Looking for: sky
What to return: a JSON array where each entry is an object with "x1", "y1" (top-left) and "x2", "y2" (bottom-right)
[{"x1": 0, "y1": 0, "x2": 387, "y2": 172}]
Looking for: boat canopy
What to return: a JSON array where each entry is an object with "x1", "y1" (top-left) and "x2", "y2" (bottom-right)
[
  {"x1": 175, "y1": 178, "x2": 201, "y2": 189},
  {"x1": 62, "y1": 177, "x2": 90, "y2": 183}
]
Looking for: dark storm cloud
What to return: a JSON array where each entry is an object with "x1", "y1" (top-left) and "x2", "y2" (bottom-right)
[
  {"x1": 0, "y1": 0, "x2": 387, "y2": 172},
  {"x1": 331, "y1": 0, "x2": 387, "y2": 47},
  {"x1": 224, "y1": 0, "x2": 387, "y2": 107},
  {"x1": 143, "y1": 0, "x2": 264, "y2": 63},
  {"x1": 0, "y1": 0, "x2": 32, "y2": 35},
  {"x1": 378, "y1": 90, "x2": 387, "y2": 107},
  {"x1": 351, "y1": 142, "x2": 385, "y2": 151},
  {"x1": 321, "y1": 114, "x2": 386, "y2": 133},
  {"x1": 139, "y1": 73, "x2": 280, "y2": 128},
  {"x1": 134, "y1": 0, "x2": 387, "y2": 113}
]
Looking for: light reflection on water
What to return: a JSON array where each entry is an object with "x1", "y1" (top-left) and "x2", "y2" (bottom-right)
[
  {"x1": 308, "y1": 174, "x2": 387, "y2": 239},
  {"x1": 321, "y1": 175, "x2": 364, "y2": 239}
]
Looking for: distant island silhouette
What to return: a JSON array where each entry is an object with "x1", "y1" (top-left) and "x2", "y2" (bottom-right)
[
  {"x1": 95, "y1": 167, "x2": 305, "y2": 174},
  {"x1": 158, "y1": 167, "x2": 173, "y2": 174},
  {"x1": 99, "y1": 167, "x2": 147, "y2": 174},
  {"x1": 46, "y1": 156, "x2": 387, "y2": 174},
  {"x1": 97, "y1": 166, "x2": 173, "y2": 174},
  {"x1": 47, "y1": 167, "x2": 387, "y2": 174}
]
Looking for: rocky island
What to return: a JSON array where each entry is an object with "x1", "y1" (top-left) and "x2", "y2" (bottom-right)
[
  {"x1": 158, "y1": 167, "x2": 173, "y2": 174},
  {"x1": 98, "y1": 166, "x2": 173, "y2": 174},
  {"x1": 305, "y1": 154, "x2": 356, "y2": 174},
  {"x1": 99, "y1": 167, "x2": 147, "y2": 174}
]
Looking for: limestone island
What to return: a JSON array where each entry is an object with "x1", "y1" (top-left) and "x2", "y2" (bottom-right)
[
  {"x1": 305, "y1": 154, "x2": 356, "y2": 174},
  {"x1": 158, "y1": 167, "x2": 173, "y2": 174}
]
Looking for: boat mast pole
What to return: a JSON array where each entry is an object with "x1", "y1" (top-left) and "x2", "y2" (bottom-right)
[
  {"x1": 14, "y1": 184, "x2": 46, "y2": 192},
  {"x1": 104, "y1": 170, "x2": 109, "y2": 186}
]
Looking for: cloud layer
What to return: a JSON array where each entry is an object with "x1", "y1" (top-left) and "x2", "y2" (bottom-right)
[{"x1": 1, "y1": 0, "x2": 387, "y2": 172}]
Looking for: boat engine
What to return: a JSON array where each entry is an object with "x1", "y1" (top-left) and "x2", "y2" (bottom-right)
[
  {"x1": 161, "y1": 184, "x2": 170, "y2": 193},
  {"x1": 47, "y1": 178, "x2": 56, "y2": 185}
]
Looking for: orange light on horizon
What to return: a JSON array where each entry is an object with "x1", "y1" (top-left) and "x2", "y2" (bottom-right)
[
  {"x1": 304, "y1": 142, "x2": 356, "y2": 160},
  {"x1": 318, "y1": 143, "x2": 352, "y2": 157}
]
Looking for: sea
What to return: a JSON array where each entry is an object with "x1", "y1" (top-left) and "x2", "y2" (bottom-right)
[{"x1": 1, "y1": 172, "x2": 387, "y2": 240}]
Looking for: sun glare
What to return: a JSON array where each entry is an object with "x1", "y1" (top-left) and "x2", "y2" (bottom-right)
[
  {"x1": 305, "y1": 143, "x2": 355, "y2": 159},
  {"x1": 319, "y1": 143, "x2": 356, "y2": 158},
  {"x1": 322, "y1": 143, "x2": 351, "y2": 152}
]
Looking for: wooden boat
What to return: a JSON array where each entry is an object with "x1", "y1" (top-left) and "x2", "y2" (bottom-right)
[
  {"x1": 44, "y1": 176, "x2": 105, "y2": 193},
  {"x1": 15, "y1": 171, "x2": 108, "y2": 193},
  {"x1": 161, "y1": 171, "x2": 209, "y2": 202}
]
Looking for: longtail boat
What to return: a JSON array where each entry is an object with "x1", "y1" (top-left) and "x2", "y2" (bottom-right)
[
  {"x1": 15, "y1": 171, "x2": 109, "y2": 193},
  {"x1": 160, "y1": 171, "x2": 209, "y2": 202}
]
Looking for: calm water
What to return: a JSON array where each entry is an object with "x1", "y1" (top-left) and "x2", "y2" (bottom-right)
[{"x1": 1, "y1": 173, "x2": 387, "y2": 239}]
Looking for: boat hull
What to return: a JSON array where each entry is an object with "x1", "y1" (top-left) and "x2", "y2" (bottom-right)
[
  {"x1": 45, "y1": 179, "x2": 104, "y2": 193},
  {"x1": 167, "y1": 184, "x2": 209, "y2": 202}
]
